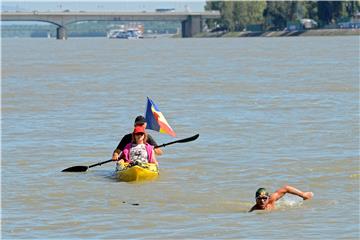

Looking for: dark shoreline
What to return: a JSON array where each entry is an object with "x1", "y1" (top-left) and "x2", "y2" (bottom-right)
[{"x1": 196, "y1": 28, "x2": 360, "y2": 37}]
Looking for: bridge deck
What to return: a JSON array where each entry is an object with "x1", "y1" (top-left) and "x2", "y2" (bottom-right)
[{"x1": 1, "y1": 11, "x2": 220, "y2": 21}]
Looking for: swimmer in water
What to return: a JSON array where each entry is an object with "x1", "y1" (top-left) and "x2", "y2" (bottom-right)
[{"x1": 249, "y1": 185, "x2": 313, "y2": 212}]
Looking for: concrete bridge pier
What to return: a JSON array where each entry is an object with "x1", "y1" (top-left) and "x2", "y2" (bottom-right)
[
  {"x1": 182, "y1": 15, "x2": 202, "y2": 38},
  {"x1": 56, "y1": 26, "x2": 67, "y2": 40}
]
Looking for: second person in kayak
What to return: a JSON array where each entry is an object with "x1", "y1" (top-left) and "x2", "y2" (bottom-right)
[{"x1": 115, "y1": 125, "x2": 158, "y2": 168}]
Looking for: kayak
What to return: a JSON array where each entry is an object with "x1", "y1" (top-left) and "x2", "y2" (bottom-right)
[{"x1": 115, "y1": 162, "x2": 159, "y2": 182}]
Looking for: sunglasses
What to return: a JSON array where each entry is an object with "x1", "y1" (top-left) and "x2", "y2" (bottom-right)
[
  {"x1": 135, "y1": 133, "x2": 144, "y2": 136},
  {"x1": 256, "y1": 196, "x2": 269, "y2": 200}
]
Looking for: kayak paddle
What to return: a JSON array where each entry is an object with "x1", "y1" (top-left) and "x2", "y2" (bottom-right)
[
  {"x1": 156, "y1": 133, "x2": 199, "y2": 148},
  {"x1": 61, "y1": 133, "x2": 199, "y2": 172}
]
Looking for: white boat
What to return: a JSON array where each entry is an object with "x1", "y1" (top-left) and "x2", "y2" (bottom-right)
[
  {"x1": 107, "y1": 25, "x2": 144, "y2": 39},
  {"x1": 126, "y1": 28, "x2": 144, "y2": 39},
  {"x1": 107, "y1": 29, "x2": 125, "y2": 38}
]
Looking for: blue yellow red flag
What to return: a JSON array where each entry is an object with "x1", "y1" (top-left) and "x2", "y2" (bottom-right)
[{"x1": 145, "y1": 97, "x2": 176, "y2": 137}]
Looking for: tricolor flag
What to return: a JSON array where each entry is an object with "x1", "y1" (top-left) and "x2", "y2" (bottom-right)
[{"x1": 145, "y1": 97, "x2": 176, "y2": 137}]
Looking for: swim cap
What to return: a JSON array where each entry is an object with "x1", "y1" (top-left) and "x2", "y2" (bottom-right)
[{"x1": 255, "y1": 188, "x2": 270, "y2": 199}]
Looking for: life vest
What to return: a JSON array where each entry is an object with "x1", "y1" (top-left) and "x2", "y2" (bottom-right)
[{"x1": 122, "y1": 143, "x2": 155, "y2": 163}]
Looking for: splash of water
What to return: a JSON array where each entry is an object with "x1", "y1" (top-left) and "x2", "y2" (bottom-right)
[{"x1": 276, "y1": 196, "x2": 303, "y2": 209}]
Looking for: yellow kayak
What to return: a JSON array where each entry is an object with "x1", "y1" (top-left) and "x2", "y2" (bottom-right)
[{"x1": 115, "y1": 162, "x2": 159, "y2": 182}]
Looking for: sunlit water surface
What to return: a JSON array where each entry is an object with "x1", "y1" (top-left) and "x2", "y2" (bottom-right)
[{"x1": 2, "y1": 36, "x2": 359, "y2": 239}]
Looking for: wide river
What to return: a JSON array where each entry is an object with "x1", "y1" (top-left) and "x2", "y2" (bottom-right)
[{"x1": 2, "y1": 36, "x2": 359, "y2": 239}]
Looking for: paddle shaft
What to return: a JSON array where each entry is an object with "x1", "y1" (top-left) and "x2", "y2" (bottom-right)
[
  {"x1": 88, "y1": 159, "x2": 113, "y2": 168},
  {"x1": 156, "y1": 134, "x2": 199, "y2": 148}
]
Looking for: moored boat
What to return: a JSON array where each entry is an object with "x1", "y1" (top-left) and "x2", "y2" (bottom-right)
[
  {"x1": 115, "y1": 162, "x2": 159, "y2": 182},
  {"x1": 107, "y1": 24, "x2": 144, "y2": 39}
]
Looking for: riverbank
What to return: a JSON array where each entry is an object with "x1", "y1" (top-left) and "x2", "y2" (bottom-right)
[{"x1": 196, "y1": 28, "x2": 360, "y2": 37}]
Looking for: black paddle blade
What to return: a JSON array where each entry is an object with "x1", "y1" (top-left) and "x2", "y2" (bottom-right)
[
  {"x1": 156, "y1": 134, "x2": 200, "y2": 148},
  {"x1": 62, "y1": 166, "x2": 89, "y2": 172},
  {"x1": 177, "y1": 134, "x2": 199, "y2": 143}
]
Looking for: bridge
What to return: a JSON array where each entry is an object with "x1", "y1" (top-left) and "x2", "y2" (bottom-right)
[{"x1": 1, "y1": 11, "x2": 220, "y2": 39}]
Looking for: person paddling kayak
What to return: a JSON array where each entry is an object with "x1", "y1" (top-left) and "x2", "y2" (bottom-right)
[
  {"x1": 115, "y1": 125, "x2": 158, "y2": 167},
  {"x1": 249, "y1": 185, "x2": 314, "y2": 212},
  {"x1": 112, "y1": 115, "x2": 163, "y2": 160}
]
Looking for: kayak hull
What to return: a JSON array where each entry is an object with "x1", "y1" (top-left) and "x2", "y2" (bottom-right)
[{"x1": 116, "y1": 163, "x2": 159, "y2": 182}]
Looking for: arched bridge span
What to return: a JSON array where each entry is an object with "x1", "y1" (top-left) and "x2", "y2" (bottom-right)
[{"x1": 1, "y1": 11, "x2": 220, "y2": 39}]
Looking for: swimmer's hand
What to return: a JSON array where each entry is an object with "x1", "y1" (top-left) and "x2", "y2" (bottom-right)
[{"x1": 303, "y1": 192, "x2": 314, "y2": 200}]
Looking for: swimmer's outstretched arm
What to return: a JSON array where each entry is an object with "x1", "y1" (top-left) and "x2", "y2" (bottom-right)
[{"x1": 269, "y1": 185, "x2": 314, "y2": 203}]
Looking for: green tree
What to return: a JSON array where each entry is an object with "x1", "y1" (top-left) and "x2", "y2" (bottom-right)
[
  {"x1": 222, "y1": 1, "x2": 235, "y2": 31},
  {"x1": 233, "y1": 1, "x2": 266, "y2": 30},
  {"x1": 247, "y1": 1, "x2": 267, "y2": 24},
  {"x1": 204, "y1": 1, "x2": 225, "y2": 29},
  {"x1": 317, "y1": 1, "x2": 333, "y2": 25},
  {"x1": 287, "y1": 1, "x2": 299, "y2": 21},
  {"x1": 232, "y1": 1, "x2": 246, "y2": 30},
  {"x1": 263, "y1": 1, "x2": 290, "y2": 30},
  {"x1": 205, "y1": 0, "x2": 266, "y2": 31},
  {"x1": 302, "y1": 1, "x2": 318, "y2": 21},
  {"x1": 332, "y1": 1, "x2": 346, "y2": 20},
  {"x1": 344, "y1": 1, "x2": 360, "y2": 17},
  {"x1": 317, "y1": 1, "x2": 351, "y2": 25}
]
